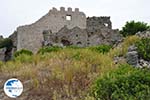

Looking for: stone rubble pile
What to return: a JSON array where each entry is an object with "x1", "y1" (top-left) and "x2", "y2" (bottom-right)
[{"x1": 126, "y1": 30, "x2": 150, "y2": 68}]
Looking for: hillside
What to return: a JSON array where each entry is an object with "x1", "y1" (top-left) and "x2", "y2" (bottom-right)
[{"x1": 1, "y1": 35, "x2": 150, "y2": 100}]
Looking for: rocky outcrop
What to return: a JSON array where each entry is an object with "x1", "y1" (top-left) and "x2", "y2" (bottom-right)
[
  {"x1": 126, "y1": 45, "x2": 150, "y2": 68},
  {"x1": 136, "y1": 30, "x2": 150, "y2": 38},
  {"x1": 138, "y1": 59, "x2": 150, "y2": 68},
  {"x1": 126, "y1": 45, "x2": 138, "y2": 66},
  {"x1": 0, "y1": 48, "x2": 6, "y2": 61}
]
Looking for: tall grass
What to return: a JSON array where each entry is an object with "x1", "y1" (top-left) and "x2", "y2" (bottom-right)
[
  {"x1": 0, "y1": 37, "x2": 140, "y2": 99},
  {"x1": 108, "y1": 35, "x2": 140, "y2": 57}
]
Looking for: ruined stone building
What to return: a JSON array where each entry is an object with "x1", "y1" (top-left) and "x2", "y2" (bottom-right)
[{"x1": 11, "y1": 7, "x2": 122, "y2": 53}]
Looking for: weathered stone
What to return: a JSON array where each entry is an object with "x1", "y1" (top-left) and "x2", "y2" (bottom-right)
[
  {"x1": 44, "y1": 26, "x2": 88, "y2": 47},
  {"x1": 87, "y1": 16, "x2": 112, "y2": 30},
  {"x1": 8, "y1": 7, "x2": 122, "y2": 53},
  {"x1": 114, "y1": 56, "x2": 125, "y2": 64},
  {"x1": 9, "y1": 31, "x2": 17, "y2": 48},
  {"x1": 126, "y1": 45, "x2": 150, "y2": 68},
  {"x1": 136, "y1": 30, "x2": 150, "y2": 38},
  {"x1": 17, "y1": 7, "x2": 86, "y2": 53},
  {"x1": 0, "y1": 48, "x2": 6, "y2": 61},
  {"x1": 126, "y1": 51, "x2": 138, "y2": 66},
  {"x1": 86, "y1": 17, "x2": 122, "y2": 46},
  {"x1": 138, "y1": 59, "x2": 150, "y2": 68},
  {"x1": 128, "y1": 45, "x2": 137, "y2": 52},
  {"x1": 107, "y1": 29, "x2": 123, "y2": 45}
]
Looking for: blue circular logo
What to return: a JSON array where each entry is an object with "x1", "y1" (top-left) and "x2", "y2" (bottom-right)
[{"x1": 4, "y1": 78, "x2": 23, "y2": 98}]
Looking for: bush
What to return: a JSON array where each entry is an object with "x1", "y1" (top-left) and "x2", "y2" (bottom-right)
[
  {"x1": 0, "y1": 38, "x2": 13, "y2": 49},
  {"x1": 37, "y1": 46, "x2": 62, "y2": 54},
  {"x1": 135, "y1": 38, "x2": 150, "y2": 61},
  {"x1": 88, "y1": 45, "x2": 112, "y2": 54},
  {"x1": 120, "y1": 21, "x2": 150, "y2": 37},
  {"x1": 91, "y1": 64, "x2": 150, "y2": 100},
  {"x1": 14, "y1": 49, "x2": 33, "y2": 57}
]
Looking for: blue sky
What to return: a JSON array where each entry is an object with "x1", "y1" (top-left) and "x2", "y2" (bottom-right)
[{"x1": 0, "y1": 0, "x2": 150, "y2": 37}]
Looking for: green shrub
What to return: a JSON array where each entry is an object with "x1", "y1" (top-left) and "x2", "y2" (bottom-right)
[
  {"x1": 37, "y1": 46, "x2": 62, "y2": 54},
  {"x1": 0, "y1": 38, "x2": 13, "y2": 49},
  {"x1": 88, "y1": 45, "x2": 112, "y2": 54},
  {"x1": 91, "y1": 64, "x2": 150, "y2": 100},
  {"x1": 14, "y1": 54, "x2": 33, "y2": 63},
  {"x1": 14, "y1": 49, "x2": 33, "y2": 57},
  {"x1": 120, "y1": 21, "x2": 150, "y2": 37},
  {"x1": 135, "y1": 38, "x2": 150, "y2": 61}
]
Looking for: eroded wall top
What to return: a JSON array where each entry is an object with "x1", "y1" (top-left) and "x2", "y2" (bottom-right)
[{"x1": 17, "y1": 7, "x2": 87, "y2": 53}]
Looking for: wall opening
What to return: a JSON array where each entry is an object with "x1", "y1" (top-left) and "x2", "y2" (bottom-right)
[
  {"x1": 66, "y1": 15, "x2": 72, "y2": 21},
  {"x1": 104, "y1": 23, "x2": 108, "y2": 27},
  {"x1": 91, "y1": 32, "x2": 94, "y2": 35},
  {"x1": 61, "y1": 39, "x2": 71, "y2": 46},
  {"x1": 88, "y1": 34, "x2": 91, "y2": 37},
  {"x1": 77, "y1": 41, "x2": 82, "y2": 45}
]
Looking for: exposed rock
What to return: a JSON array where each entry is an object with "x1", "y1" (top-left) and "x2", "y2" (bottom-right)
[
  {"x1": 126, "y1": 45, "x2": 138, "y2": 66},
  {"x1": 126, "y1": 51, "x2": 138, "y2": 66},
  {"x1": 114, "y1": 56, "x2": 125, "y2": 64},
  {"x1": 138, "y1": 59, "x2": 150, "y2": 68},
  {"x1": 0, "y1": 48, "x2": 6, "y2": 61},
  {"x1": 136, "y1": 30, "x2": 150, "y2": 38},
  {"x1": 126, "y1": 45, "x2": 150, "y2": 68},
  {"x1": 128, "y1": 45, "x2": 137, "y2": 52}
]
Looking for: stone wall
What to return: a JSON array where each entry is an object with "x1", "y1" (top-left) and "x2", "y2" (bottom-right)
[
  {"x1": 42, "y1": 18, "x2": 122, "y2": 47},
  {"x1": 0, "y1": 48, "x2": 6, "y2": 61},
  {"x1": 15, "y1": 7, "x2": 123, "y2": 53},
  {"x1": 17, "y1": 7, "x2": 86, "y2": 53},
  {"x1": 87, "y1": 16, "x2": 112, "y2": 32},
  {"x1": 43, "y1": 26, "x2": 88, "y2": 47},
  {"x1": 86, "y1": 16, "x2": 122, "y2": 46}
]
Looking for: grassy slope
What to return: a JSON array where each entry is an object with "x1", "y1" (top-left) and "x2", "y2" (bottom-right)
[{"x1": 0, "y1": 36, "x2": 140, "y2": 100}]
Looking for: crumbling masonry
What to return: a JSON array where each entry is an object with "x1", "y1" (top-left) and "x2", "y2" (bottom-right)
[{"x1": 15, "y1": 7, "x2": 122, "y2": 53}]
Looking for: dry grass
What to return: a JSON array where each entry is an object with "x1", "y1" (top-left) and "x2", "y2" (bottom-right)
[
  {"x1": 0, "y1": 36, "x2": 140, "y2": 99},
  {"x1": 108, "y1": 35, "x2": 140, "y2": 57}
]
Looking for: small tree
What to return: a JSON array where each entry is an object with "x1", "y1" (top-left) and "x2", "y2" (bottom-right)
[
  {"x1": 120, "y1": 21, "x2": 150, "y2": 37},
  {"x1": 0, "y1": 38, "x2": 13, "y2": 49}
]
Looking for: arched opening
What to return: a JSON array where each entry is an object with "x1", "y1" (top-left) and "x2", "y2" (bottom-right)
[
  {"x1": 77, "y1": 41, "x2": 82, "y2": 45},
  {"x1": 61, "y1": 39, "x2": 71, "y2": 46}
]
